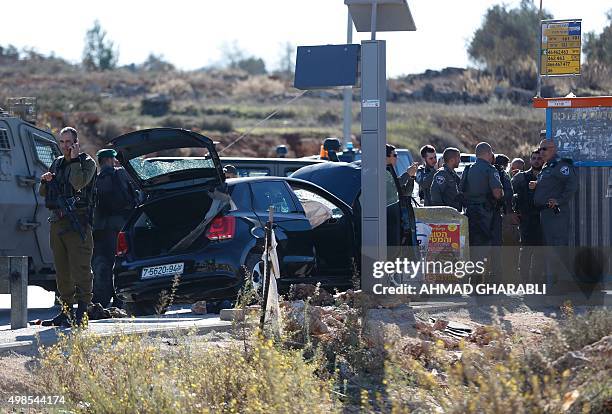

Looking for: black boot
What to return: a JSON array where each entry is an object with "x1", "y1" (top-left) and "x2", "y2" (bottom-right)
[
  {"x1": 75, "y1": 302, "x2": 90, "y2": 327},
  {"x1": 42, "y1": 305, "x2": 74, "y2": 327}
]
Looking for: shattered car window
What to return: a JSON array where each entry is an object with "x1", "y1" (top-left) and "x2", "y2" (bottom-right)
[
  {"x1": 251, "y1": 182, "x2": 297, "y2": 214},
  {"x1": 293, "y1": 188, "x2": 343, "y2": 219},
  {"x1": 129, "y1": 157, "x2": 216, "y2": 181}
]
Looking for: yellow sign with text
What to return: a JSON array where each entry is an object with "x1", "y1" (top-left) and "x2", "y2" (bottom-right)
[{"x1": 540, "y1": 20, "x2": 582, "y2": 76}]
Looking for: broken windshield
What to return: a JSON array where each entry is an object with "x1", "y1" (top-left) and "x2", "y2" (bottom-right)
[{"x1": 129, "y1": 148, "x2": 217, "y2": 181}]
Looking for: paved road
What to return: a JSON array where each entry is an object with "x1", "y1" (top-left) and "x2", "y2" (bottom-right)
[
  {"x1": 0, "y1": 288, "x2": 233, "y2": 353},
  {"x1": 0, "y1": 286, "x2": 56, "y2": 328}
]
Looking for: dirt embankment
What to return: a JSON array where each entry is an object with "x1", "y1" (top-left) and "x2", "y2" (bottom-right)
[{"x1": 434, "y1": 115, "x2": 543, "y2": 156}]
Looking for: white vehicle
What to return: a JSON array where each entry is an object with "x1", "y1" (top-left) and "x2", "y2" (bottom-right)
[{"x1": 456, "y1": 153, "x2": 476, "y2": 178}]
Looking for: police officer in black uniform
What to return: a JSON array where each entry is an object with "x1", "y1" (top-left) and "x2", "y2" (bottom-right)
[
  {"x1": 512, "y1": 149, "x2": 544, "y2": 282},
  {"x1": 492, "y1": 154, "x2": 519, "y2": 282},
  {"x1": 533, "y1": 138, "x2": 578, "y2": 288},
  {"x1": 460, "y1": 142, "x2": 504, "y2": 282},
  {"x1": 92, "y1": 148, "x2": 138, "y2": 307},
  {"x1": 402, "y1": 145, "x2": 437, "y2": 205},
  {"x1": 533, "y1": 139, "x2": 578, "y2": 245},
  {"x1": 430, "y1": 147, "x2": 462, "y2": 211},
  {"x1": 383, "y1": 144, "x2": 419, "y2": 273}
]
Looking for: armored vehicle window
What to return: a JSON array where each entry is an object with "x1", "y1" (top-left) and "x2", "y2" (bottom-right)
[
  {"x1": 0, "y1": 129, "x2": 9, "y2": 150},
  {"x1": 33, "y1": 135, "x2": 58, "y2": 168}
]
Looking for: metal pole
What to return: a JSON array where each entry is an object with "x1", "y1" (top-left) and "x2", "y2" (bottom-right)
[
  {"x1": 343, "y1": 10, "x2": 354, "y2": 149},
  {"x1": 536, "y1": 0, "x2": 543, "y2": 97},
  {"x1": 370, "y1": 0, "x2": 377, "y2": 40},
  {"x1": 259, "y1": 207, "x2": 273, "y2": 332},
  {"x1": 360, "y1": 40, "x2": 387, "y2": 294}
]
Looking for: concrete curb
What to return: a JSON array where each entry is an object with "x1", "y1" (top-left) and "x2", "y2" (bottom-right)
[
  {"x1": 410, "y1": 301, "x2": 470, "y2": 312},
  {"x1": 0, "y1": 319, "x2": 234, "y2": 355},
  {"x1": 0, "y1": 340, "x2": 37, "y2": 354}
]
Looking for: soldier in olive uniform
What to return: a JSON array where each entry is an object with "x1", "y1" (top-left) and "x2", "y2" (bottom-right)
[
  {"x1": 512, "y1": 149, "x2": 544, "y2": 282},
  {"x1": 39, "y1": 127, "x2": 97, "y2": 327},
  {"x1": 430, "y1": 147, "x2": 462, "y2": 211},
  {"x1": 533, "y1": 139, "x2": 578, "y2": 288},
  {"x1": 402, "y1": 145, "x2": 437, "y2": 205},
  {"x1": 459, "y1": 142, "x2": 504, "y2": 282}
]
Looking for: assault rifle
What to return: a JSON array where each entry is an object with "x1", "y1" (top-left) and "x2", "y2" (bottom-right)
[{"x1": 47, "y1": 179, "x2": 86, "y2": 241}]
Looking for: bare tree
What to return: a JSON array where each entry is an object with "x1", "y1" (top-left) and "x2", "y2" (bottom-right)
[
  {"x1": 82, "y1": 20, "x2": 119, "y2": 71},
  {"x1": 276, "y1": 41, "x2": 295, "y2": 79}
]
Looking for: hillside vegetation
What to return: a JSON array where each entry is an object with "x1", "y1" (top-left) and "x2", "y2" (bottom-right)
[
  {"x1": 2, "y1": 2, "x2": 610, "y2": 161},
  {"x1": 0, "y1": 55, "x2": 552, "y2": 160}
]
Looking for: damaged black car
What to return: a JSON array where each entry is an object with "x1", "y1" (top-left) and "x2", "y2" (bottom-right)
[{"x1": 108, "y1": 128, "x2": 358, "y2": 315}]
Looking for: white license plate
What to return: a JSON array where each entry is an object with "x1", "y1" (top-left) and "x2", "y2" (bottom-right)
[{"x1": 141, "y1": 262, "x2": 184, "y2": 279}]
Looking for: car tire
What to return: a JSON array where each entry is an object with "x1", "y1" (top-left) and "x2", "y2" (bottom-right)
[
  {"x1": 244, "y1": 252, "x2": 265, "y2": 295},
  {"x1": 123, "y1": 300, "x2": 167, "y2": 317}
]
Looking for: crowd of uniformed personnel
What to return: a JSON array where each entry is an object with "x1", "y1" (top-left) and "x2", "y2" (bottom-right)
[
  {"x1": 39, "y1": 125, "x2": 578, "y2": 326},
  {"x1": 389, "y1": 130, "x2": 578, "y2": 286}
]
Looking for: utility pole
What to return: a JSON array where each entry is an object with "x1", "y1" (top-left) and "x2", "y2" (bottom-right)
[
  {"x1": 342, "y1": 10, "x2": 354, "y2": 149},
  {"x1": 536, "y1": 0, "x2": 543, "y2": 97}
]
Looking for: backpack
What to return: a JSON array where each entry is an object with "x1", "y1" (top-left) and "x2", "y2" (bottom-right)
[{"x1": 96, "y1": 168, "x2": 137, "y2": 215}]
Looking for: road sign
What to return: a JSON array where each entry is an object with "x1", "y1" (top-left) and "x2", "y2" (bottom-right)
[{"x1": 540, "y1": 20, "x2": 581, "y2": 76}]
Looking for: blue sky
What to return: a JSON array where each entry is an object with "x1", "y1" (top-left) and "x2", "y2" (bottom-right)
[{"x1": 1, "y1": 0, "x2": 610, "y2": 77}]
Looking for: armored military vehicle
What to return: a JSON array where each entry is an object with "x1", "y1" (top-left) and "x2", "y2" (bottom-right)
[{"x1": 0, "y1": 98, "x2": 61, "y2": 291}]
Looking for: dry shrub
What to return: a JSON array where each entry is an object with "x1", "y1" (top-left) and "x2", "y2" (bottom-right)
[
  {"x1": 461, "y1": 69, "x2": 498, "y2": 95},
  {"x1": 95, "y1": 119, "x2": 123, "y2": 143},
  {"x1": 578, "y1": 63, "x2": 612, "y2": 92},
  {"x1": 158, "y1": 115, "x2": 196, "y2": 130},
  {"x1": 152, "y1": 78, "x2": 195, "y2": 99},
  {"x1": 317, "y1": 110, "x2": 340, "y2": 125},
  {"x1": 38, "y1": 331, "x2": 338, "y2": 413},
  {"x1": 201, "y1": 116, "x2": 233, "y2": 133},
  {"x1": 382, "y1": 308, "x2": 612, "y2": 414},
  {"x1": 559, "y1": 308, "x2": 612, "y2": 353},
  {"x1": 233, "y1": 76, "x2": 286, "y2": 98}
]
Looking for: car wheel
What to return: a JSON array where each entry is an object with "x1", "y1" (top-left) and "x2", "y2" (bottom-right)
[
  {"x1": 123, "y1": 300, "x2": 167, "y2": 317},
  {"x1": 244, "y1": 252, "x2": 264, "y2": 294}
]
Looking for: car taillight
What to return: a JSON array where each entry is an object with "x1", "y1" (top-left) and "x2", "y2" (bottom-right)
[
  {"x1": 116, "y1": 232, "x2": 129, "y2": 256},
  {"x1": 206, "y1": 216, "x2": 235, "y2": 240}
]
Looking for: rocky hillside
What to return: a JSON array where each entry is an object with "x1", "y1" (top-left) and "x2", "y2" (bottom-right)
[{"x1": 2, "y1": 55, "x2": 605, "y2": 160}]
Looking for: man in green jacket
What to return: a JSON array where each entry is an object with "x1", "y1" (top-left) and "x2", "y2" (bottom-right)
[{"x1": 39, "y1": 127, "x2": 97, "y2": 327}]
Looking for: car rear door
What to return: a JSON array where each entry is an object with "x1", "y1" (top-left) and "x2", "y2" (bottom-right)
[
  {"x1": 249, "y1": 180, "x2": 315, "y2": 278},
  {"x1": 108, "y1": 128, "x2": 225, "y2": 193}
]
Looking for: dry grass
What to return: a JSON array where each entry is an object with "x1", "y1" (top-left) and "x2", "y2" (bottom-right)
[
  {"x1": 0, "y1": 353, "x2": 43, "y2": 396},
  {"x1": 0, "y1": 304, "x2": 606, "y2": 413},
  {"x1": 36, "y1": 330, "x2": 338, "y2": 413}
]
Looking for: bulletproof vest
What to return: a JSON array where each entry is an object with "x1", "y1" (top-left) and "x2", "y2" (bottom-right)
[{"x1": 46, "y1": 155, "x2": 96, "y2": 211}]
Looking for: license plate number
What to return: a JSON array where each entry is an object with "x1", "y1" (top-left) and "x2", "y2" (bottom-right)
[{"x1": 141, "y1": 262, "x2": 184, "y2": 279}]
